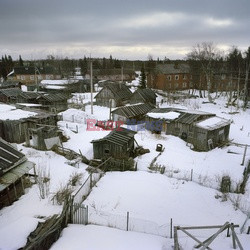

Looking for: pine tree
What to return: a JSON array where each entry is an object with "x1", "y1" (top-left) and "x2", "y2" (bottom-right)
[
  {"x1": 139, "y1": 67, "x2": 146, "y2": 88},
  {"x1": 19, "y1": 55, "x2": 24, "y2": 66}
]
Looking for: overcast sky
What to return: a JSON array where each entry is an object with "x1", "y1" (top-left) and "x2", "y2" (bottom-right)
[{"x1": 0, "y1": 0, "x2": 249, "y2": 60}]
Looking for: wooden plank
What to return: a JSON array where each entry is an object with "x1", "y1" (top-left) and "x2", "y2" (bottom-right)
[
  {"x1": 174, "y1": 227, "x2": 180, "y2": 250},
  {"x1": 200, "y1": 222, "x2": 229, "y2": 250},
  {"x1": 179, "y1": 228, "x2": 212, "y2": 250},
  {"x1": 179, "y1": 224, "x2": 239, "y2": 230},
  {"x1": 231, "y1": 224, "x2": 244, "y2": 250}
]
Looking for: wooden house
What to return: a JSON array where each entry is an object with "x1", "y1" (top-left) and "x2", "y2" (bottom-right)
[
  {"x1": 112, "y1": 103, "x2": 155, "y2": 124},
  {"x1": 0, "y1": 88, "x2": 22, "y2": 103},
  {"x1": 95, "y1": 82, "x2": 132, "y2": 108},
  {"x1": 0, "y1": 138, "x2": 35, "y2": 208},
  {"x1": 7, "y1": 66, "x2": 61, "y2": 85},
  {"x1": 36, "y1": 93, "x2": 68, "y2": 112},
  {"x1": 85, "y1": 69, "x2": 136, "y2": 82},
  {"x1": 91, "y1": 128, "x2": 136, "y2": 159},
  {"x1": 147, "y1": 63, "x2": 192, "y2": 91},
  {"x1": 130, "y1": 88, "x2": 157, "y2": 105},
  {"x1": 0, "y1": 104, "x2": 58, "y2": 143},
  {"x1": 146, "y1": 109, "x2": 231, "y2": 151}
]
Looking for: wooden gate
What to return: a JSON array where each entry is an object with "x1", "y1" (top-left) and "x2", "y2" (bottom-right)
[{"x1": 71, "y1": 203, "x2": 88, "y2": 225}]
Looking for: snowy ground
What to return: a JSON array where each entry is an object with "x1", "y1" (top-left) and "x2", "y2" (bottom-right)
[{"x1": 0, "y1": 87, "x2": 250, "y2": 249}]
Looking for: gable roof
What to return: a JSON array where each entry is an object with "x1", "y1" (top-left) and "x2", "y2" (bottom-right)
[
  {"x1": 0, "y1": 138, "x2": 26, "y2": 176},
  {"x1": 195, "y1": 116, "x2": 231, "y2": 130},
  {"x1": 155, "y1": 63, "x2": 190, "y2": 74},
  {"x1": 12, "y1": 66, "x2": 55, "y2": 75},
  {"x1": 112, "y1": 103, "x2": 155, "y2": 118},
  {"x1": 0, "y1": 88, "x2": 22, "y2": 98},
  {"x1": 95, "y1": 82, "x2": 132, "y2": 101},
  {"x1": 174, "y1": 110, "x2": 215, "y2": 124},
  {"x1": 37, "y1": 93, "x2": 68, "y2": 102},
  {"x1": 132, "y1": 88, "x2": 157, "y2": 101},
  {"x1": 91, "y1": 128, "x2": 136, "y2": 147}
]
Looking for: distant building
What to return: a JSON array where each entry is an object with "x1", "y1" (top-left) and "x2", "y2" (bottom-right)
[
  {"x1": 147, "y1": 63, "x2": 192, "y2": 91},
  {"x1": 86, "y1": 69, "x2": 135, "y2": 82},
  {"x1": 95, "y1": 82, "x2": 132, "y2": 108},
  {"x1": 7, "y1": 66, "x2": 61, "y2": 86}
]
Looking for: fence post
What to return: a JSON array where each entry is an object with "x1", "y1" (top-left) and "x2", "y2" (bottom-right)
[
  {"x1": 170, "y1": 218, "x2": 173, "y2": 238},
  {"x1": 127, "y1": 212, "x2": 129, "y2": 231},
  {"x1": 90, "y1": 173, "x2": 92, "y2": 188},
  {"x1": 247, "y1": 226, "x2": 250, "y2": 234},
  {"x1": 191, "y1": 169, "x2": 193, "y2": 181},
  {"x1": 85, "y1": 205, "x2": 88, "y2": 225}
]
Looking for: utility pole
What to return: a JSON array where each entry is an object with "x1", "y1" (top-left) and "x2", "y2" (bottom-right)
[
  {"x1": 90, "y1": 60, "x2": 93, "y2": 115},
  {"x1": 121, "y1": 66, "x2": 124, "y2": 83}
]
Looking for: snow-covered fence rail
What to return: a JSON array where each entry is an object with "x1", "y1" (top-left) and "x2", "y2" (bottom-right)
[
  {"x1": 72, "y1": 171, "x2": 104, "y2": 204},
  {"x1": 86, "y1": 206, "x2": 171, "y2": 238}
]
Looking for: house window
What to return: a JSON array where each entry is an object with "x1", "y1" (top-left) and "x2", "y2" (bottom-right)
[
  {"x1": 38, "y1": 75, "x2": 43, "y2": 80},
  {"x1": 183, "y1": 82, "x2": 187, "y2": 88},
  {"x1": 30, "y1": 75, "x2": 34, "y2": 80},
  {"x1": 21, "y1": 75, "x2": 25, "y2": 80},
  {"x1": 167, "y1": 75, "x2": 171, "y2": 81},
  {"x1": 221, "y1": 74, "x2": 226, "y2": 80},
  {"x1": 183, "y1": 75, "x2": 187, "y2": 80},
  {"x1": 17, "y1": 75, "x2": 20, "y2": 80},
  {"x1": 175, "y1": 83, "x2": 179, "y2": 88},
  {"x1": 175, "y1": 75, "x2": 179, "y2": 80}
]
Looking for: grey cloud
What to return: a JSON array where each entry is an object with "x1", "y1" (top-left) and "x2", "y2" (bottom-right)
[{"x1": 0, "y1": 0, "x2": 249, "y2": 59}]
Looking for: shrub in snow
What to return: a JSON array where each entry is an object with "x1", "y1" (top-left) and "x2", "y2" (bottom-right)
[
  {"x1": 53, "y1": 184, "x2": 73, "y2": 205},
  {"x1": 68, "y1": 172, "x2": 83, "y2": 186}
]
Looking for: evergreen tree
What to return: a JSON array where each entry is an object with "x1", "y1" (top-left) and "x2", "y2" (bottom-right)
[
  {"x1": 139, "y1": 66, "x2": 146, "y2": 88},
  {"x1": 19, "y1": 55, "x2": 24, "y2": 66}
]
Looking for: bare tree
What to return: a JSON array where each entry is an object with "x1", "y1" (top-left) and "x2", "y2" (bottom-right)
[{"x1": 187, "y1": 42, "x2": 222, "y2": 102}]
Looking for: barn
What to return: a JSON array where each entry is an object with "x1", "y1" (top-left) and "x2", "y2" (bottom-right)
[
  {"x1": 91, "y1": 128, "x2": 137, "y2": 159},
  {"x1": 111, "y1": 103, "x2": 155, "y2": 124},
  {"x1": 0, "y1": 138, "x2": 35, "y2": 208},
  {"x1": 95, "y1": 82, "x2": 132, "y2": 108},
  {"x1": 130, "y1": 88, "x2": 157, "y2": 105}
]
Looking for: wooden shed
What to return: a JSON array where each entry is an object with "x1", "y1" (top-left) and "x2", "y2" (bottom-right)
[
  {"x1": 91, "y1": 128, "x2": 137, "y2": 159},
  {"x1": 95, "y1": 82, "x2": 132, "y2": 108},
  {"x1": 111, "y1": 103, "x2": 155, "y2": 124},
  {"x1": 0, "y1": 138, "x2": 35, "y2": 209},
  {"x1": 0, "y1": 88, "x2": 22, "y2": 103},
  {"x1": 0, "y1": 105, "x2": 58, "y2": 143},
  {"x1": 36, "y1": 93, "x2": 68, "y2": 112},
  {"x1": 130, "y1": 88, "x2": 157, "y2": 105},
  {"x1": 193, "y1": 116, "x2": 231, "y2": 151}
]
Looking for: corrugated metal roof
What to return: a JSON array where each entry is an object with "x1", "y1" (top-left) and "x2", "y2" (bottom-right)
[
  {"x1": 0, "y1": 161, "x2": 34, "y2": 192},
  {"x1": 0, "y1": 138, "x2": 26, "y2": 175},
  {"x1": 133, "y1": 88, "x2": 157, "y2": 101},
  {"x1": 19, "y1": 92, "x2": 40, "y2": 99},
  {"x1": 95, "y1": 82, "x2": 132, "y2": 101},
  {"x1": 112, "y1": 103, "x2": 154, "y2": 118},
  {"x1": 0, "y1": 88, "x2": 22, "y2": 97},
  {"x1": 91, "y1": 128, "x2": 136, "y2": 146},
  {"x1": 38, "y1": 93, "x2": 68, "y2": 102}
]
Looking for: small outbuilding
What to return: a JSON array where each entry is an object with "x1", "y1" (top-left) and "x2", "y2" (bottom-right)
[
  {"x1": 0, "y1": 138, "x2": 35, "y2": 208},
  {"x1": 91, "y1": 128, "x2": 137, "y2": 159},
  {"x1": 95, "y1": 82, "x2": 132, "y2": 108},
  {"x1": 111, "y1": 103, "x2": 155, "y2": 124}
]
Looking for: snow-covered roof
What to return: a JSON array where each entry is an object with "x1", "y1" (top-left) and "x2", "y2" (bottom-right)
[
  {"x1": 147, "y1": 111, "x2": 180, "y2": 120},
  {"x1": 0, "y1": 104, "x2": 37, "y2": 120},
  {"x1": 43, "y1": 85, "x2": 66, "y2": 90},
  {"x1": 195, "y1": 116, "x2": 231, "y2": 130},
  {"x1": 40, "y1": 79, "x2": 78, "y2": 85}
]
